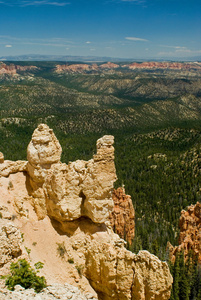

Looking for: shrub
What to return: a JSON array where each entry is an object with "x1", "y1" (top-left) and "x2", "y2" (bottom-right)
[
  {"x1": 8, "y1": 181, "x2": 13, "y2": 190},
  {"x1": 68, "y1": 258, "x2": 74, "y2": 264},
  {"x1": 75, "y1": 264, "x2": 83, "y2": 277},
  {"x1": 5, "y1": 259, "x2": 46, "y2": 293},
  {"x1": 56, "y1": 242, "x2": 66, "y2": 258},
  {"x1": 25, "y1": 247, "x2": 31, "y2": 255}
]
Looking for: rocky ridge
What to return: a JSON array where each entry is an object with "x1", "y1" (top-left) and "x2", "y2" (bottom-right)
[
  {"x1": 55, "y1": 61, "x2": 201, "y2": 74},
  {"x1": 126, "y1": 61, "x2": 201, "y2": 70},
  {"x1": 0, "y1": 124, "x2": 172, "y2": 300}
]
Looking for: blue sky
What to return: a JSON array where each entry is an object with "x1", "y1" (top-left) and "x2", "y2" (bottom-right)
[{"x1": 0, "y1": 0, "x2": 201, "y2": 59}]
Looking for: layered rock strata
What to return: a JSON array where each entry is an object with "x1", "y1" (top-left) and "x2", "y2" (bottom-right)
[
  {"x1": 0, "y1": 124, "x2": 173, "y2": 300},
  {"x1": 168, "y1": 202, "x2": 201, "y2": 263},
  {"x1": 109, "y1": 187, "x2": 135, "y2": 245}
]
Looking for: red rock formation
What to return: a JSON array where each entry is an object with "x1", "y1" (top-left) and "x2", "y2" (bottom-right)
[
  {"x1": 99, "y1": 62, "x2": 119, "y2": 69},
  {"x1": 55, "y1": 63, "x2": 99, "y2": 73},
  {"x1": 16, "y1": 65, "x2": 38, "y2": 72},
  {"x1": 55, "y1": 62, "x2": 119, "y2": 73},
  {"x1": 127, "y1": 61, "x2": 201, "y2": 70},
  {"x1": 0, "y1": 63, "x2": 37, "y2": 75},
  {"x1": 0, "y1": 63, "x2": 16, "y2": 75},
  {"x1": 109, "y1": 187, "x2": 135, "y2": 245},
  {"x1": 168, "y1": 202, "x2": 201, "y2": 263}
]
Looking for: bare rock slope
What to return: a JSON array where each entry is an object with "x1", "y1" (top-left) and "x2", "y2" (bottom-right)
[{"x1": 0, "y1": 124, "x2": 172, "y2": 300}]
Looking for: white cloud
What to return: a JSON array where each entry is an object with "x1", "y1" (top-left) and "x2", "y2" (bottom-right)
[
  {"x1": 105, "y1": 0, "x2": 146, "y2": 6},
  {"x1": 125, "y1": 36, "x2": 149, "y2": 42},
  {"x1": 86, "y1": 41, "x2": 91, "y2": 44},
  {"x1": 5, "y1": 45, "x2": 12, "y2": 47},
  {"x1": 0, "y1": 0, "x2": 70, "y2": 6},
  {"x1": 121, "y1": 0, "x2": 145, "y2": 2},
  {"x1": 0, "y1": 35, "x2": 73, "y2": 47},
  {"x1": 21, "y1": 1, "x2": 69, "y2": 6},
  {"x1": 159, "y1": 45, "x2": 187, "y2": 50}
]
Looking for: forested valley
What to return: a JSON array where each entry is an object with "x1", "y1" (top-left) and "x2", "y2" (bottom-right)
[{"x1": 0, "y1": 61, "x2": 201, "y2": 298}]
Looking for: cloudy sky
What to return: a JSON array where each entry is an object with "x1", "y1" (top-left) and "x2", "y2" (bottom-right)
[{"x1": 0, "y1": 0, "x2": 201, "y2": 59}]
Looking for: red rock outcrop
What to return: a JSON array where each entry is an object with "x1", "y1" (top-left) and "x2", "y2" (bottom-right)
[
  {"x1": 109, "y1": 187, "x2": 135, "y2": 245},
  {"x1": 55, "y1": 62, "x2": 120, "y2": 73},
  {"x1": 55, "y1": 64, "x2": 99, "y2": 73},
  {"x1": 16, "y1": 65, "x2": 38, "y2": 72},
  {"x1": 0, "y1": 63, "x2": 37, "y2": 75},
  {"x1": 99, "y1": 62, "x2": 119, "y2": 69},
  {"x1": 168, "y1": 202, "x2": 201, "y2": 263},
  {"x1": 127, "y1": 61, "x2": 201, "y2": 70},
  {"x1": 0, "y1": 63, "x2": 16, "y2": 75}
]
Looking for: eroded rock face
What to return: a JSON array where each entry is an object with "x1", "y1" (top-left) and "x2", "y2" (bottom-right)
[
  {"x1": 0, "y1": 160, "x2": 27, "y2": 177},
  {"x1": 85, "y1": 238, "x2": 134, "y2": 300},
  {"x1": 85, "y1": 238, "x2": 172, "y2": 300},
  {"x1": 0, "y1": 220, "x2": 22, "y2": 267},
  {"x1": 26, "y1": 124, "x2": 116, "y2": 224},
  {"x1": 27, "y1": 124, "x2": 62, "y2": 219},
  {"x1": 168, "y1": 202, "x2": 201, "y2": 263},
  {"x1": 44, "y1": 135, "x2": 116, "y2": 223},
  {"x1": 132, "y1": 251, "x2": 172, "y2": 300},
  {"x1": 109, "y1": 187, "x2": 135, "y2": 245}
]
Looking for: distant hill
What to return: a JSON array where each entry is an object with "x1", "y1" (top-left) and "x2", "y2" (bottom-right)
[
  {"x1": 0, "y1": 54, "x2": 131, "y2": 62},
  {"x1": 0, "y1": 54, "x2": 201, "y2": 62}
]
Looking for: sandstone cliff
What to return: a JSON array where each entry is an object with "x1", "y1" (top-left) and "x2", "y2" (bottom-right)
[
  {"x1": 0, "y1": 124, "x2": 172, "y2": 300},
  {"x1": 168, "y1": 202, "x2": 201, "y2": 263},
  {"x1": 109, "y1": 187, "x2": 135, "y2": 245}
]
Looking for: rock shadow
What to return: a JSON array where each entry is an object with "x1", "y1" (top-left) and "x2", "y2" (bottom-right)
[{"x1": 50, "y1": 216, "x2": 108, "y2": 238}]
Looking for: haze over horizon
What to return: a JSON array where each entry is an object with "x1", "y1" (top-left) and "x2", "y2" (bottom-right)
[{"x1": 0, "y1": 0, "x2": 201, "y2": 60}]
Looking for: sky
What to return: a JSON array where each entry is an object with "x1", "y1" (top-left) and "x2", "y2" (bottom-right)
[{"x1": 0, "y1": 0, "x2": 201, "y2": 60}]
